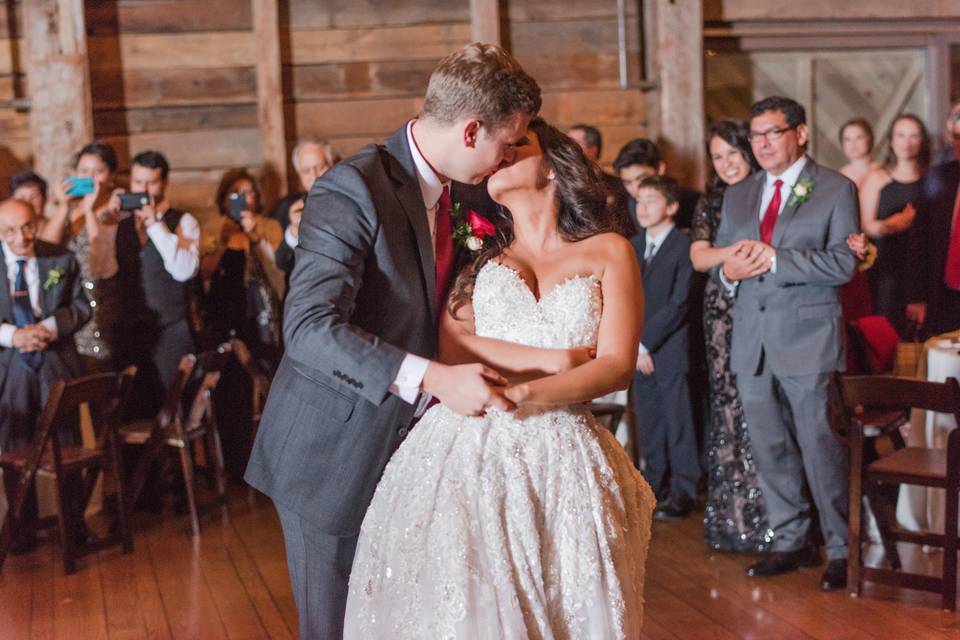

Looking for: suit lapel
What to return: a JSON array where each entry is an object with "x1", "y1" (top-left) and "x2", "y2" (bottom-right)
[
  {"x1": 383, "y1": 126, "x2": 438, "y2": 320},
  {"x1": 743, "y1": 172, "x2": 764, "y2": 241},
  {"x1": 0, "y1": 256, "x2": 10, "y2": 322},
  {"x1": 36, "y1": 254, "x2": 57, "y2": 317},
  {"x1": 644, "y1": 228, "x2": 674, "y2": 278},
  {"x1": 771, "y1": 160, "x2": 815, "y2": 246}
]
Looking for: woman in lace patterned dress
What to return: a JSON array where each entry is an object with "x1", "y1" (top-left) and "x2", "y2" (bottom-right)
[
  {"x1": 689, "y1": 120, "x2": 773, "y2": 553},
  {"x1": 344, "y1": 118, "x2": 654, "y2": 639},
  {"x1": 40, "y1": 141, "x2": 124, "y2": 373}
]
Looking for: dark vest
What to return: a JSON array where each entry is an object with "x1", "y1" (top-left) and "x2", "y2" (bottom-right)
[{"x1": 117, "y1": 209, "x2": 192, "y2": 327}]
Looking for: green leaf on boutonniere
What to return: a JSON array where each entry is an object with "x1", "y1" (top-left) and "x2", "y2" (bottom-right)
[
  {"x1": 43, "y1": 267, "x2": 64, "y2": 291},
  {"x1": 788, "y1": 178, "x2": 814, "y2": 206}
]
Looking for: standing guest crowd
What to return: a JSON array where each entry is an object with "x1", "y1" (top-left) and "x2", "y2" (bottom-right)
[{"x1": 4, "y1": 86, "x2": 960, "y2": 595}]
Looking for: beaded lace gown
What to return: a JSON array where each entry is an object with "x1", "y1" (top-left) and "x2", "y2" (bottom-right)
[{"x1": 344, "y1": 261, "x2": 655, "y2": 639}]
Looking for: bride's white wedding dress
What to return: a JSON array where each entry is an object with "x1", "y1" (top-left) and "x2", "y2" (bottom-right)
[{"x1": 344, "y1": 261, "x2": 655, "y2": 639}]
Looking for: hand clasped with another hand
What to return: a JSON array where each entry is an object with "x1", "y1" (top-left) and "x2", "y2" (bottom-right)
[
  {"x1": 13, "y1": 324, "x2": 53, "y2": 353},
  {"x1": 722, "y1": 240, "x2": 774, "y2": 282}
]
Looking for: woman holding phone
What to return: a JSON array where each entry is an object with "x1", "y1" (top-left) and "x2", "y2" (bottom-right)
[{"x1": 40, "y1": 140, "x2": 124, "y2": 372}]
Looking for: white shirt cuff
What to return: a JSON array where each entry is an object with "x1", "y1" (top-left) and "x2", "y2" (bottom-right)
[
  {"x1": 638, "y1": 343, "x2": 649, "y2": 355},
  {"x1": 284, "y1": 226, "x2": 299, "y2": 249},
  {"x1": 770, "y1": 253, "x2": 777, "y2": 274},
  {"x1": 0, "y1": 323, "x2": 15, "y2": 348},
  {"x1": 719, "y1": 268, "x2": 739, "y2": 295},
  {"x1": 389, "y1": 353, "x2": 430, "y2": 405},
  {"x1": 40, "y1": 316, "x2": 58, "y2": 341}
]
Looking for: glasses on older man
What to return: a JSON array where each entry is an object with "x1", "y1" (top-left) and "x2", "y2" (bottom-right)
[
  {"x1": 0, "y1": 221, "x2": 37, "y2": 240},
  {"x1": 748, "y1": 126, "x2": 796, "y2": 144}
]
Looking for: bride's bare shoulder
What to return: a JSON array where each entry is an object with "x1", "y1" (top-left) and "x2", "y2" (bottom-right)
[{"x1": 580, "y1": 232, "x2": 635, "y2": 261}]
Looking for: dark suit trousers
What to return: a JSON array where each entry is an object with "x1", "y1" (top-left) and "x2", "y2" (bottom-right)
[
  {"x1": 277, "y1": 504, "x2": 359, "y2": 640},
  {"x1": 737, "y1": 366, "x2": 849, "y2": 560},
  {"x1": 631, "y1": 371, "x2": 700, "y2": 500}
]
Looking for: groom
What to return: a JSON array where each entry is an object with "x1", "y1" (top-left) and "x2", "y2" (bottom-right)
[
  {"x1": 714, "y1": 96, "x2": 859, "y2": 591},
  {"x1": 245, "y1": 43, "x2": 541, "y2": 638}
]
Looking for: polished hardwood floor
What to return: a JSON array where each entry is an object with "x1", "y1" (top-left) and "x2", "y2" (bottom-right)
[{"x1": 2, "y1": 488, "x2": 960, "y2": 639}]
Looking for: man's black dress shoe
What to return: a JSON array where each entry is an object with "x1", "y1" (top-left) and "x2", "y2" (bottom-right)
[
  {"x1": 746, "y1": 545, "x2": 821, "y2": 577},
  {"x1": 654, "y1": 493, "x2": 696, "y2": 521},
  {"x1": 820, "y1": 559, "x2": 848, "y2": 591}
]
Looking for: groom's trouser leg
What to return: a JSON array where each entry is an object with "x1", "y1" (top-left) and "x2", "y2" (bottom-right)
[
  {"x1": 777, "y1": 372, "x2": 850, "y2": 560},
  {"x1": 632, "y1": 373, "x2": 667, "y2": 498},
  {"x1": 659, "y1": 373, "x2": 701, "y2": 500},
  {"x1": 277, "y1": 505, "x2": 359, "y2": 639},
  {"x1": 737, "y1": 365, "x2": 812, "y2": 553}
]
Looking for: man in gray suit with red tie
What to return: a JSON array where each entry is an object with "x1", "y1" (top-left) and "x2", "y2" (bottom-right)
[
  {"x1": 714, "y1": 96, "x2": 860, "y2": 591},
  {"x1": 244, "y1": 44, "x2": 541, "y2": 638}
]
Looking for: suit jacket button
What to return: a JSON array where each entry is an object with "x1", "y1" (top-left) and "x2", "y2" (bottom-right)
[
  {"x1": 759, "y1": 306, "x2": 766, "y2": 312},
  {"x1": 398, "y1": 426, "x2": 408, "y2": 438},
  {"x1": 758, "y1": 276, "x2": 765, "y2": 283}
]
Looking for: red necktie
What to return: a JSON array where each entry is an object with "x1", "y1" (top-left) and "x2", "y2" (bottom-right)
[
  {"x1": 944, "y1": 185, "x2": 960, "y2": 291},
  {"x1": 759, "y1": 179, "x2": 783, "y2": 244},
  {"x1": 434, "y1": 185, "x2": 454, "y2": 311}
]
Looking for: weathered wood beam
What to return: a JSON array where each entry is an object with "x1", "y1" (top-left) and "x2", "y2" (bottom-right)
[
  {"x1": 655, "y1": 0, "x2": 705, "y2": 190},
  {"x1": 470, "y1": 0, "x2": 502, "y2": 45},
  {"x1": 252, "y1": 0, "x2": 287, "y2": 204},
  {"x1": 22, "y1": 0, "x2": 94, "y2": 212}
]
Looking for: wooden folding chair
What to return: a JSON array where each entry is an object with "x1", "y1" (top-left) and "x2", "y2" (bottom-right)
[
  {"x1": 842, "y1": 375, "x2": 960, "y2": 610},
  {"x1": 587, "y1": 402, "x2": 628, "y2": 437},
  {"x1": 0, "y1": 367, "x2": 137, "y2": 574},
  {"x1": 230, "y1": 338, "x2": 271, "y2": 503},
  {"x1": 119, "y1": 353, "x2": 198, "y2": 511}
]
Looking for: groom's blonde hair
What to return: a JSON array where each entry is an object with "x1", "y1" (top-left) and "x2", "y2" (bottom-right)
[{"x1": 422, "y1": 43, "x2": 541, "y2": 132}]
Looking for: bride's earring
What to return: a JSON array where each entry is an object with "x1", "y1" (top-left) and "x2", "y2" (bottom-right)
[{"x1": 547, "y1": 171, "x2": 556, "y2": 181}]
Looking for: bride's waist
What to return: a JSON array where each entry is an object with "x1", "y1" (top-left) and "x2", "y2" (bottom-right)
[{"x1": 483, "y1": 403, "x2": 592, "y2": 422}]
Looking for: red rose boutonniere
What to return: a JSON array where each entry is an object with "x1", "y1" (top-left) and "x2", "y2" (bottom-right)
[{"x1": 452, "y1": 202, "x2": 495, "y2": 252}]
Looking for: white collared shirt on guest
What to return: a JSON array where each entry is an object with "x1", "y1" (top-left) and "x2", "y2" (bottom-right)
[
  {"x1": 145, "y1": 208, "x2": 201, "y2": 282},
  {"x1": 390, "y1": 120, "x2": 452, "y2": 406},
  {"x1": 0, "y1": 241, "x2": 59, "y2": 348}
]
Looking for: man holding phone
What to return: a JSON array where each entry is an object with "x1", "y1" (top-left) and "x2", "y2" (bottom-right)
[{"x1": 115, "y1": 151, "x2": 199, "y2": 415}]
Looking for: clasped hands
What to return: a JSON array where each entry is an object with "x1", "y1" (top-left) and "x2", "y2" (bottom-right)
[
  {"x1": 12, "y1": 323, "x2": 54, "y2": 353},
  {"x1": 721, "y1": 239, "x2": 775, "y2": 282}
]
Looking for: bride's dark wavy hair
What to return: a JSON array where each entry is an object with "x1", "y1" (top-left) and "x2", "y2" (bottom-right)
[{"x1": 447, "y1": 117, "x2": 625, "y2": 315}]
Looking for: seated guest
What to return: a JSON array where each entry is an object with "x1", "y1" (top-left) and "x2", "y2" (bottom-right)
[
  {"x1": 200, "y1": 169, "x2": 284, "y2": 370},
  {"x1": 907, "y1": 110, "x2": 960, "y2": 336},
  {"x1": 10, "y1": 171, "x2": 48, "y2": 221},
  {"x1": 40, "y1": 141, "x2": 123, "y2": 373},
  {"x1": 837, "y1": 118, "x2": 881, "y2": 190},
  {"x1": 614, "y1": 138, "x2": 701, "y2": 233},
  {"x1": 568, "y1": 123, "x2": 632, "y2": 236},
  {"x1": 270, "y1": 138, "x2": 339, "y2": 230},
  {"x1": 115, "y1": 151, "x2": 199, "y2": 416},
  {"x1": 0, "y1": 198, "x2": 91, "y2": 553},
  {"x1": 630, "y1": 175, "x2": 700, "y2": 519},
  {"x1": 859, "y1": 115, "x2": 929, "y2": 335}
]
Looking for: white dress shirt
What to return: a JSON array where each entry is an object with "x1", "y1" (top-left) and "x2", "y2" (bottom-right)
[
  {"x1": 638, "y1": 223, "x2": 674, "y2": 355},
  {"x1": 389, "y1": 120, "x2": 452, "y2": 405},
  {"x1": 0, "y1": 241, "x2": 59, "y2": 348},
  {"x1": 145, "y1": 209, "x2": 201, "y2": 282},
  {"x1": 720, "y1": 155, "x2": 808, "y2": 292}
]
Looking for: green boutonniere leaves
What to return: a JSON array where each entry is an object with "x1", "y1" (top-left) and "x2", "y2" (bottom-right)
[
  {"x1": 43, "y1": 267, "x2": 64, "y2": 291},
  {"x1": 788, "y1": 178, "x2": 814, "y2": 206}
]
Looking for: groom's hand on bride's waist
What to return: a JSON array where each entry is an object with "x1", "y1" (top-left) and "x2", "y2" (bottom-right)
[{"x1": 423, "y1": 362, "x2": 515, "y2": 416}]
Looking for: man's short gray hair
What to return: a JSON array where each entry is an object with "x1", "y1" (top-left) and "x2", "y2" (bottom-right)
[{"x1": 291, "y1": 138, "x2": 340, "y2": 171}]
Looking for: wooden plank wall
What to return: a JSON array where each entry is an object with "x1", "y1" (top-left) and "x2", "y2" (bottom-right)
[{"x1": 0, "y1": 0, "x2": 652, "y2": 218}]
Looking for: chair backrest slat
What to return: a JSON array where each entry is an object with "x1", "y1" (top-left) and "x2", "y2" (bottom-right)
[{"x1": 841, "y1": 375, "x2": 960, "y2": 420}]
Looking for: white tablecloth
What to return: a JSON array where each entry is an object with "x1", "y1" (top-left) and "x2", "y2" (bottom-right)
[{"x1": 896, "y1": 340, "x2": 960, "y2": 533}]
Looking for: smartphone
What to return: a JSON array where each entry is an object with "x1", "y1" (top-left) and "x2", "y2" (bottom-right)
[
  {"x1": 119, "y1": 192, "x2": 150, "y2": 211},
  {"x1": 66, "y1": 176, "x2": 95, "y2": 197},
  {"x1": 227, "y1": 191, "x2": 246, "y2": 223}
]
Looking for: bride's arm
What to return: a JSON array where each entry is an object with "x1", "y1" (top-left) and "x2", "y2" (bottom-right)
[
  {"x1": 506, "y1": 236, "x2": 643, "y2": 405},
  {"x1": 439, "y1": 292, "x2": 595, "y2": 381}
]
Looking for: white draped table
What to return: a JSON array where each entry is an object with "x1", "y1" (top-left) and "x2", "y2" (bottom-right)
[{"x1": 897, "y1": 337, "x2": 960, "y2": 534}]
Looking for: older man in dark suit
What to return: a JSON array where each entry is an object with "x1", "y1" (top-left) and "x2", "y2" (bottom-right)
[{"x1": 0, "y1": 197, "x2": 91, "y2": 553}]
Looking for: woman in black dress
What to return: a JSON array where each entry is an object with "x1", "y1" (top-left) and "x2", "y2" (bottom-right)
[
  {"x1": 859, "y1": 114, "x2": 930, "y2": 336},
  {"x1": 690, "y1": 120, "x2": 773, "y2": 552}
]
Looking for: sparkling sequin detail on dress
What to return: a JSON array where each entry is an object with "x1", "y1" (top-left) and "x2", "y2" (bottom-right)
[{"x1": 344, "y1": 260, "x2": 655, "y2": 639}]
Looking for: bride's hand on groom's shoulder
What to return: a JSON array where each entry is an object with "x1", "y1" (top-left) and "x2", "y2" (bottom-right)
[
  {"x1": 546, "y1": 346, "x2": 596, "y2": 374},
  {"x1": 423, "y1": 362, "x2": 516, "y2": 416}
]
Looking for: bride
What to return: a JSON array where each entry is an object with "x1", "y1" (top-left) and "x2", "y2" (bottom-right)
[{"x1": 344, "y1": 117, "x2": 655, "y2": 639}]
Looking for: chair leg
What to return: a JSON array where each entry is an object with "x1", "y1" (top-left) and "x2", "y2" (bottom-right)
[
  {"x1": 848, "y1": 428, "x2": 864, "y2": 598},
  {"x1": 177, "y1": 444, "x2": 201, "y2": 536},
  {"x1": 943, "y1": 485, "x2": 958, "y2": 611},
  {"x1": 109, "y1": 432, "x2": 133, "y2": 554},
  {"x1": 0, "y1": 469, "x2": 27, "y2": 573},
  {"x1": 52, "y1": 470, "x2": 76, "y2": 575},
  {"x1": 207, "y1": 427, "x2": 228, "y2": 516}
]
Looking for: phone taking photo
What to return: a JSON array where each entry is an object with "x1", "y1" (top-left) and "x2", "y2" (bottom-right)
[
  {"x1": 66, "y1": 177, "x2": 95, "y2": 197},
  {"x1": 119, "y1": 192, "x2": 150, "y2": 211},
  {"x1": 227, "y1": 191, "x2": 246, "y2": 223}
]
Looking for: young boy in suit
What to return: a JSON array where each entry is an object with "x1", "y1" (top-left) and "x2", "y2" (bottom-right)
[{"x1": 630, "y1": 175, "x2": 701, "y2": 519}]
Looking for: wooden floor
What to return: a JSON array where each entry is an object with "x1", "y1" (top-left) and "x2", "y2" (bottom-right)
[{"x1": 2, "y1": 488, "x2": 960, "y2": 639}]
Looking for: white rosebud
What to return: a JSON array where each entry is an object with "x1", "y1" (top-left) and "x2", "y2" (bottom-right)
[
  {"x1": 466, "y1": 236, "x2": 483, "y2": 251},
  {"x1": 793, "y1": 184, "x2": 808, "y2": 197}
]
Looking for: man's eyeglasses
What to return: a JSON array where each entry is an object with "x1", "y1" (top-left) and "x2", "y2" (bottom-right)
[
  {"x1": 0, "y1": 221, "x2": 36, "y2": 239},
  {"x1": 748, "y1": 126, "x2": 795, "y2": 144}
]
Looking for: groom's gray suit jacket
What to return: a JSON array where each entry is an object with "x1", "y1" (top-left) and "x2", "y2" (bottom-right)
[
  {"x1": 245, "y1": 127, "x2": 446, "y2": 537},
  {"x1": 713, "y1": 159, "x2": 860, "y2": 375}
]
